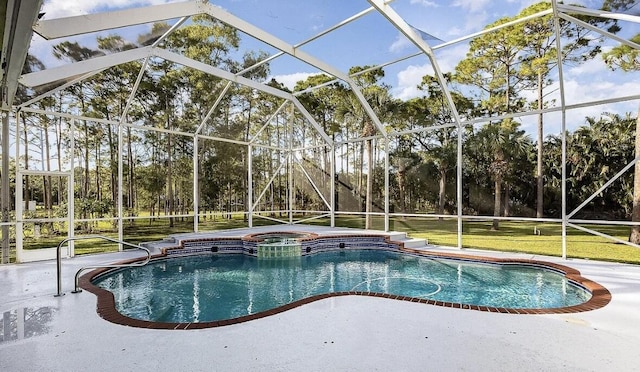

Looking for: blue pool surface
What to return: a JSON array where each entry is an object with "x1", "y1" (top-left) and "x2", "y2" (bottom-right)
[{"x1": 94, "y1": 250, "x2": 592, "y2": 323}]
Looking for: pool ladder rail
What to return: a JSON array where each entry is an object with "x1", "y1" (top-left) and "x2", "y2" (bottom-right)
[{"x1": 55, "y1": 235, "x2": 151, "y2": 297}]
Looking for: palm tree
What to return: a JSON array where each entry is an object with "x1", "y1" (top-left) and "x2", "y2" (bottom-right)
[{"x1": 468, "y1": 119, "x2": 531, "y2": 230}]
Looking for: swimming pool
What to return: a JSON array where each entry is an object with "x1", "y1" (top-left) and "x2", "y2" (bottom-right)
[{"x1": 86, "y1": 248, "x2": 608, "y2": 329}]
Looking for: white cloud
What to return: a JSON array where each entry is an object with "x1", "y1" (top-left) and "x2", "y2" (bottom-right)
[
  {"x1": 564, "y1": 50, "x2": 613, "y2": 79},
  {"x1": 269, "y1": 72, "x2": 315, "y2": 91},
  {"x1": 459, "y1": 11, "x2": 490, "y2": 35},
  {"x1": 410, "y1": 0, "x2": 439, "y2": 7},
  {"x1": 446, "y1": 1, "x2": 491, "y2": 36},
  {"x1": 562, "y1": 79, "x2": 640, "y2": 107},
  {"x1": 389, "y1": 34, "x2": 413, "y2": 53},
  {"x1": 451, "y1": 0, "x2": 492, "y2": 13},
  {"x1": 391, "y1": 64, "x2": 432, "y2": 100},
  {"x1": 447, "y1": 26, "x2": 463, "y2": 37}
]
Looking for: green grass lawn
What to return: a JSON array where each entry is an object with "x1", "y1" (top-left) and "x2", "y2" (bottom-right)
[
  {"x1": 14, "y1": 213, "x2": 640, "y2": 264},
  {"x1": 333, "y1": 216, "x2": 640, "y2": 264},
  {"x1": 390, "y1": 218, "x2": 640, "y2": 264}
]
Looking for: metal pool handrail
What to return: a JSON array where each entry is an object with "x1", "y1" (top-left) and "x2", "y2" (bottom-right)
[{"x1": 55, "y1": 235, "x2": 151, "y2": 297}]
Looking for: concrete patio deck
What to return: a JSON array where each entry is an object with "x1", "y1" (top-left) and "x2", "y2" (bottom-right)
[{"x1": 2, "y1": 225, "x2": 640, "y2": 371}]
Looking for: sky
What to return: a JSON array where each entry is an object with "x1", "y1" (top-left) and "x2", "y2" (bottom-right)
[{"x1": 31, "y1": 0, "x2": 640, "y2": 135}]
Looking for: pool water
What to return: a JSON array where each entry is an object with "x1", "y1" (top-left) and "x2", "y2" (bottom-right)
[{"x1": 94, "y1": 250, "x2": 592, "y2": 323}]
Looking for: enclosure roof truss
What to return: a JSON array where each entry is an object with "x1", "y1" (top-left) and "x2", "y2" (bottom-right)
[{"x1": 23, "y1": 0, "x2": 401, "y2": 144}]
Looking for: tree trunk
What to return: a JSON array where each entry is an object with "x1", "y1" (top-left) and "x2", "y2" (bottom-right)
[
  {"x1": 95, "y1": 140, "x2": 101, "y2": 202},
  {"x1": 127, "y1": 127, "x2": 135, "y2": 213},
  {"x1": 503, "y1": 184, "x2": 510, "y2": 217},
  {"x1": 227, "y1": 183, "x2": 232, "y2": 219},
  {"x1": 107, "y1": 122, "x2": 117, "y2": 211},
  {"x1": 438, "y1": 167, "x2": 446, "y2": 222},
  {"x1": 397, "y1": 165, "x2": 406, "y2": 215},
  {"x1": 630, "y1": 103, "x2": 640, "y2": 243},
  {"x1": 365, "y1": 138, "x2": 373, "y2": 229},
  {"x1": 492, "y1": 174, "x2": 502, "y2": 231},
  {"x1": 165, "y1": 93, "x2": 175, "y2": 228},
  {"x1": 167, "y1": 132, "x2": 174, "y2": 228}
]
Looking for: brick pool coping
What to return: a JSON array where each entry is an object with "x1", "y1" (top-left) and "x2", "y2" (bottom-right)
[{"x1": 78, "y1": 236, "x2": 611, "y2": 330}]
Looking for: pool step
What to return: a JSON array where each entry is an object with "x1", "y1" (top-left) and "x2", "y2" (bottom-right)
[
  {"x1": 141, "y1": 236, "x2": 180, "y2": 254},
  {"x1": 401, "y1": 238, "x2": 428, "y2": 249},
  {"x1": 386, "y1": 232, "x2": 428, "y2": 249}
]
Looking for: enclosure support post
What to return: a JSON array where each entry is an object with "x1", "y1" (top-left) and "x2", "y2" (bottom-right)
[
  {"x1": 552, "y1": 0, "x2": 568, "y2": 259},
  {"x1": 330, "y1": 143, "x2": 335, "y2": 227},
  {"x1": 193, "y1": 136, "x2": 199, "y2": 232},
  {"x1": 68, "y1": 119, "x2": 76, "y2": 256},
  {"x1": 288, "y1": 105, "x2": 294, "y2": 224},
  {"x1": 248, "y1": 144, "x2": 253, "y2": 227},
  {"x1": 288, "y1": 152, "x2": 293, "y2": 225},
  {"x1": 15, "y1": 110, "x2": 23, "y2": 262},
  {"x1": 117, "y1": 120, "x2": 124, "y2": 251},
  {"x1": 384, "y1": 137, "x2": 390, "y2": 232},
  {"x1": 288, "y1": 151, "x2": 293, "y2": 224},
  {"x1": 1, "y1": 110, "x2": 10, "y2": 263},
  {"x1": 457, "y1": 118, "x2": 463, "y2": 249},
  {"x1": 561, "y1": 109, "x2": 567, "y2": 259}
]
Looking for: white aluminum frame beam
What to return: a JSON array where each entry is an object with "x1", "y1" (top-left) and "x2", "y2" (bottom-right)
[
  {"x1": 160, "y1": 50, "x2": 331, "y2": 145},
  {"x1": 558, "y1": 12, "x2": 640, "y2": 51},
  {"x1": 20, "y1": 107, "x2": 120, "y2": 126},
  {"x1": 557, "y1": 3, "x2": 640, "y2": 24},
  {"x1": 18, "y1": 69, "x2": 106, "y2": 108},
  {"x1": 33, "y1": 1, "x2": 204, "y2": 40},
  {"x1": 568, "y1": 223, "x2": 640, "y2": 249},
  {"x1": 20, "y1": 47, "x2": 154, "y2": 87},
  {"x1": 567, "y1": 156, "x2": 640, "y2": 219},
  {"x1": 155, "y1": 48, "x2": 287, "y2": 98},
  {"x1": 434, "y1": 9, "x2": 554, "y2": 51},
  {"x1": 1, "y1": 0, "x2": 44, "y2": 108}
]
